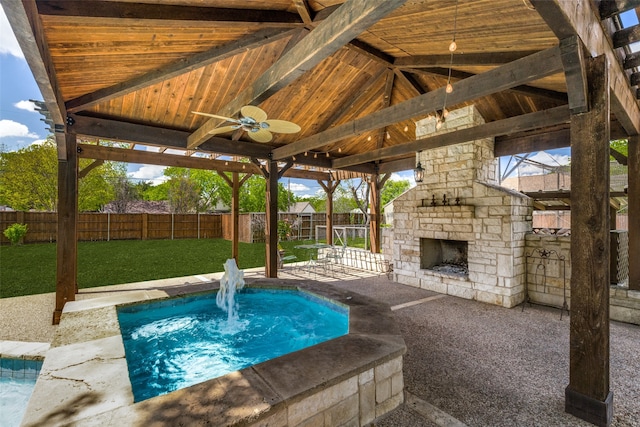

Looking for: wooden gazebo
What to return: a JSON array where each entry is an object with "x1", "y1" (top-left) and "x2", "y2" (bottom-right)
[{"x1": 3, "y1": 1, "x2": 638, "y2": 425}]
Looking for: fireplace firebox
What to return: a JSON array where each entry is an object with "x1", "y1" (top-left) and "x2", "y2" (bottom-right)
[{"x1": 420, "y1": 238, "x2": 469, "y2": 276}]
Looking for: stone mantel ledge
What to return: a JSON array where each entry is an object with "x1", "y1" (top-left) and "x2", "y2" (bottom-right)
[{"x1": 416, "y1": 204, "x2": 475, "y2": 217}]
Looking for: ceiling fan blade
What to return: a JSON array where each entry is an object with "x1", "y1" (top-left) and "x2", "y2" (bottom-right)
[
  {"x1": 247, "y1": 128, "x2": 273, "y2": 143},
  {"x1": 207, "y1": 125, "x2": 238, "y2": 135},
  {"x1": 264, "y1": 119, "x2": 301, "y2": 134},
  {"x1": 192, "y1": 111, "x2": 239, "y2": 123},
  {"x1": 241, "y1": 105, "x2": 268, "y2": 122}
]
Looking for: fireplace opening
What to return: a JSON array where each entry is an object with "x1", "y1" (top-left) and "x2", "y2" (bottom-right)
[{"x1": 421, "y1": 238, "x2": 468, "y2": 276}]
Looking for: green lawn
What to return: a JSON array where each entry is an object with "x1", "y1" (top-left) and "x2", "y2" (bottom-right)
[
  {"x1": 0, "y1": 239, "x2": 266, "y2": 298},
  {"x1": 1, "y1": 237, "x2": 371, "y2": 299}
]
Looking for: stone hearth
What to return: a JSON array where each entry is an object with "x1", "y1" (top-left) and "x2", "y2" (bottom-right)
[{"x1": 386, "y1": 106, "x2": 533, "y2": 308}]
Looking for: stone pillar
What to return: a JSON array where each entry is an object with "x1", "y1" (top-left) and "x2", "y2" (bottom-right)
[{"x1": 628, "y1": 135, "x2": 639, "y2": 291}]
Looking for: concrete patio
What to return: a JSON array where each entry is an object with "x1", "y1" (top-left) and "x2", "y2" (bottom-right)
[{"x1": 1, "y1": 265, "x2": 638, "y2": 426}]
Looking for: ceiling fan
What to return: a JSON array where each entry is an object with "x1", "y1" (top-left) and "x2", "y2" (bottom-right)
[{"x1": 192, "y1": 106, "x2": 301, "y2": 143}]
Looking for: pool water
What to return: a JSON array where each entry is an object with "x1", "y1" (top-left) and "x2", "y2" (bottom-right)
[
  {"x1": 118, "y1": 288, "x2": 349, "y2": 402},
  {"x1": 0, "y1": 358, "x2": 43, "y2": 427}
]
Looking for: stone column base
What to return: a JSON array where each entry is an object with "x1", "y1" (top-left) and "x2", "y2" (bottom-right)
[{"x1": 565, "y1": 386, "x2": 613, "y2": 427}]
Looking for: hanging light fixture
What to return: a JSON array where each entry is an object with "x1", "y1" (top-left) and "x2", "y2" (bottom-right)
[{"x1": 414, "y1": 152, "x2": 424, "y2": 183}]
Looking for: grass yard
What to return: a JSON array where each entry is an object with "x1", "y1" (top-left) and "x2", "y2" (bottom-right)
[{"x1": 0, "y1": 239, "x2": 266, "y2": 298}]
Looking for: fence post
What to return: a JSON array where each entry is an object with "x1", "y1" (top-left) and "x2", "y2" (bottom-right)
[
  {"x1": 171, "y1": 213, "x2": 174, "y2": 240},
  {"x1": 107, "y1": 212, "x2": 110, "y2": 242},
  {"x1": 141, "y1": 213, "x2": 148, "y2": 240},
  {"x1": 197, "y1": 213, "x2": 201, "y2": 239}
]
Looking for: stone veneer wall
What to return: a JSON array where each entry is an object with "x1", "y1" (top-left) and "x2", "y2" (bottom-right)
[
  {"x1": 253, "y1": 356, "x2": 404, "y2": 426},
  {"x1": 525, "y1": 234, "x2": 640, "y2": 325},
  {"x1": 389, "y1": 105, "x2": 533, "y2": 308}
]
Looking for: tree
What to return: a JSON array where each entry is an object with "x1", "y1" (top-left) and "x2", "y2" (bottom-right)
[
  {"x1": 167, "y1": 173, "x2": 201, "y2": 213},
  {"x1": 0, "y1": 138, "x2": 124, "y2": 211},
  {"x1": 381, "y1": 179, "x2": 410, "y2": 206},
  {"x1": 110, "y1": 176, "x2": 136, "y2": 213},
  {"x1": 239, "y1": 175, "x2": 293, "y2": 212}
]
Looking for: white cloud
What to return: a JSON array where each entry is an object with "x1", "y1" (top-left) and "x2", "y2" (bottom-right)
[
  {"x1": 509, "y1": 151, "x2": 570, "y2": 177},
  {"x1": 0, "y1": 6, "x2": 24, "y2": 58},
  {"x1": 14, "y1": 100, "x2": 37, "y2": 112},
  {"x1": 128, "y1": 165, "x2": 167, "y2": 185},
  {"x1": 0, "y1": 119, "x2": 39, "y2": 138},
  {"x1": 288, "y1": 182, "x2": 309, "y2": 193}
]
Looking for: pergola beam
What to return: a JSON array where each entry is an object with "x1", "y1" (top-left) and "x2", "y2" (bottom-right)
[
  {"x1": 36, "y1": 0, "x2": 303, "y2": 25},
  {"x1": 1, "y1": 0, "x2": 67, "y2": 158},
  {"x1": 76, "y1": 144, "x2": 331, "y2": 181},
  {"x1": 187, "y1": 0, "x2": 408, "y2": 149},
  {"x1": 273, "y1": 46, "x2": 564, "y2": 160},
  {"x1": 531, "y1": 0, "x2": 640, "y2": 136},
  {"x1": 394, "y1": 50, "x2": 541, "y2": 68},
  {"x1": 332, "y1": 106, "x2": 571, "y2": 168}
]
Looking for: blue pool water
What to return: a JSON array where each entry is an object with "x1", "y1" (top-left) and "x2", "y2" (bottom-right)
[
  {"x1": 118, "y1": 288, "x2": 349, "y2": 402},
  {"x1": 0, "y1": 358, "x2": 43, "y2": 427}
]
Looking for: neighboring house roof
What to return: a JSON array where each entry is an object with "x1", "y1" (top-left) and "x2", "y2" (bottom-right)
[{"x1": 289, "y1": 202, "x2": 315, "y2": 214}]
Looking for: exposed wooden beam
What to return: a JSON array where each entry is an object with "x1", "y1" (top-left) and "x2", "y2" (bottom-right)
[
  {"x1": 599, "y1": 0, "x2": 640, "y2": 19},
  {"x1": 274, "y1": 47, "x2": 565, "y2": 161},
  {"x1": 36, "y1": 0, "x2": 303, "y2": 25},
  {"x1": 524, "y1": 190, "x2": 627, "y2": 199},
  {"x1": 187, "y1": 0, "x2": 408, "y2": 149},
  {"x1": 293, "y1": 0, "x2": 313, "y2": 25},
  {"x1": 332, "y1": 106, "x2": 571, "y2": 168},
  {"x1": 630, "y1": 72, "x2": 640, "y2": 86},
  {"x1": 408, "y1": 67, "x2": 569, "y2": 102},
  {"x1": 560, "y1": 36, "x2": 589, "y2": 113},
  {"x1": 623, "y1": 51, "x2": 640, "y2": 69},
  {"x1": 612, "y1": 23, "x2": 640, "y2": 49},
  {"x1": 70, "y1": 115, "x2": 273, "y2": 158},
  {"x1": 378, "y1": 157, "x2": 415, "y2": 174},
  {"x1": 495, "y1": 128, "x2": 570, "y2": 156},
  {"x1": 76, "y1": 143, "x2": 330, "y2": 181},
  {"x1": 394, "y1": 50, "x2": 541, "y2": 68},
  {"x1": 1, "y1": 0, "x2": 67, "y2": 157},
  {"x1": 78, "y1": 159, "x2": 104, "y2": 179},
  {"x1": 65, "y1": 28, "x2": 295, "y2": 112},
  {"x1": 530, "y1": 0, "x2": 640, "y2": 135}
]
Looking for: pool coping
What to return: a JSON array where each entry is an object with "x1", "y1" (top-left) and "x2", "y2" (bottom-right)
[{"x1": 20, "y1": 277, "x2": 406, "y2": 426}]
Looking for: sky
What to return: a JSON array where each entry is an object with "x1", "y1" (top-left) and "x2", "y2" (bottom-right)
[{"x1": 3, "y1": 6, "x2": 637, "y2": 197}]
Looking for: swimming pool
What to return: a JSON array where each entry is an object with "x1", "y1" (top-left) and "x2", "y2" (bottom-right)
[
  {"x1": 118, "y1": 288, "x2": 349, "y2": 401},
  {"x1": 0, "y1": 358, "x2": 42, "y2": 427},
  {"x1": 21, "y1": 278, "x2": 406, "y2": 426}
]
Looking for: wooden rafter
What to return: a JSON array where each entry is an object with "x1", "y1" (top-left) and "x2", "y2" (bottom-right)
[
  {"x1": 332, "y1": 106, "x2": 571, "y2": 168},
  {"x1": 65, "y1": 28, "x2": 296, "y2": 112},
  {"x1": 531, "y1": 0, "x2": 640, "y2": 135},
  {"x1": 273, "y1": 47, "x2": 565, "y2": 160},
  {"x1": 77, "y1": 143, "x2": 330, "y2": 181},
  {"x1": 394, "y1": 50, "x2": 541, "y2": 68},
  {"x1": 599, "y1": 0, "x2": 640, "y2": 19},
  {"x1": 187, "y1": 0, "x2": 408, "y2": 149},
  {"x1": 612, "y1": 23, "x2": 640, "y2": 48},
  {"x1": 1, "y1": 0, "x2": 67, "y2": 157},
  {"x1": 36, "y1": 1, "x2": 303, "y2": 25}
]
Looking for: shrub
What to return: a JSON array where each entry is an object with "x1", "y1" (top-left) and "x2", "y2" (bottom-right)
[{"x1": 4, "y1": 223, "x2": 28, "y2": 245}]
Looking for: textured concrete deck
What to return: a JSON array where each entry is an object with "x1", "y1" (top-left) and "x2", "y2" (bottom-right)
[{"x1": 1, "y1": 265, "x2": 639, "y2": 426}]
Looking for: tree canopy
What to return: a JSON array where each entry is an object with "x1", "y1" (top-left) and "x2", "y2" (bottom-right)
[{"x1": 0, "y1": 138, "x2": 126, "y2": 211}]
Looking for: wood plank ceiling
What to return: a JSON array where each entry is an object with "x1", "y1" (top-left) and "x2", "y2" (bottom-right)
[{"x1": 6, "y1": 0, "x2": 640, "y2": 178}]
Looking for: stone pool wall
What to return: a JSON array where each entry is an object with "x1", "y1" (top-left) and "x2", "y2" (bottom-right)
[{"x1": 21, "y1": 279, "x2": 406, "y2": 426}]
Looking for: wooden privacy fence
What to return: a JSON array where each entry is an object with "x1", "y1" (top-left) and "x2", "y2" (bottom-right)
[
  {"x1": 1, "y1": 211, "x2": 365, "y2": 245},
  {"x1": 0, "y1": 211, "x2": 222, "y2": 244}
]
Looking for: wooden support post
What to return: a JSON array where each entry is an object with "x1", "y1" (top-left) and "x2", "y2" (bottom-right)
[
  {"x1": 53, "y1": 133, "x2": 78, "y2": 325},
  {"x1": 318, "y1": 179, "x2": 339, "y2": 245},
  {"x1": 369, "y1": 174, "x2": 389, "y2": 253},
  {"x1": 265, "y1": 159, "x2": 278, "y2": 277},
  {"x1": 565, "y1": 54, "x2": 613, "y2": 427},
  {"x1": 629, "y1": 135, "x2": 640, "y2": 291},
  {"x1": 217, "y1": 171, "x2": 250, "y2": 263},
  {"x1": 231, "y1": 172, "x2": 240, "y2": 261}
]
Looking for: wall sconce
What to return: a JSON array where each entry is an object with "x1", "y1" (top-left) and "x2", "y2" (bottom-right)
[{"x1": 414, "y1": 159, "x2": 424, "y2": 183}]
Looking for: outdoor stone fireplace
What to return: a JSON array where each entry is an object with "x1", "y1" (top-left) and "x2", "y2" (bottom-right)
[
  {"x1": 420, "y1": 238, "x2": 468, "y2": 276},
  {"x1": 386, "y1": 105, "x2": 533, "y2": 308}
]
